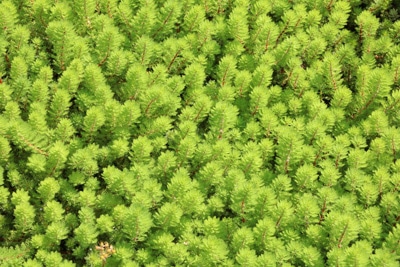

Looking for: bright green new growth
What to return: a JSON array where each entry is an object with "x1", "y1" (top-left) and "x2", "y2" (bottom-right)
[{"x1": 0, "y1": 0, "x2": 400, "y2": 266}]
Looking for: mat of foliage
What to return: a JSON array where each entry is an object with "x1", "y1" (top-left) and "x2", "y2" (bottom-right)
[{"x1": 0, "y1": 0, "x2": 400, "y2": 266}]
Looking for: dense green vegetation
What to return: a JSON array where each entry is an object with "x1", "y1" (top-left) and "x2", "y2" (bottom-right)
[{"x1": 0, "y1": 0, "x2": 400, "y2": 266}]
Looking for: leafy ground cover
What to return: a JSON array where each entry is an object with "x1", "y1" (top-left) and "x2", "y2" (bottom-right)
[{"x1": 0, "y1": 0, "x2": 400, "y2": 266}]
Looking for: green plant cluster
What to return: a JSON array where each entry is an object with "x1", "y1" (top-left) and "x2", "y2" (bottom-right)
[{"x1": 0, "y1": 0, "x2": 400, "y2": 266}]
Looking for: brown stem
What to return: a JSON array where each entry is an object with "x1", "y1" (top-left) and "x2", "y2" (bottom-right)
[
  {"x1": 319, "y1": 199, "x2": 327, "y2": 224},
  {"x1": 167, "y1": 50, "x2": 181, "y2": 71},
  {"x1": 337, "y1": 223, "x2": 348, "y2": 248}
]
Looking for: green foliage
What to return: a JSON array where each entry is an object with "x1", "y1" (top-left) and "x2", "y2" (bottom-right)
[
  {"x1": 113, "y1": 203, "x2": 153, "y2": 243},
  {"x1": 0, "y1": 243, "x2": 31, "y2": 266},
  {"x1": 37, "y1": 177, "x2": 60, "y2": 202},
  {"x1": 1, "y1": 0, "x2": 400, "y2": 266}
]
